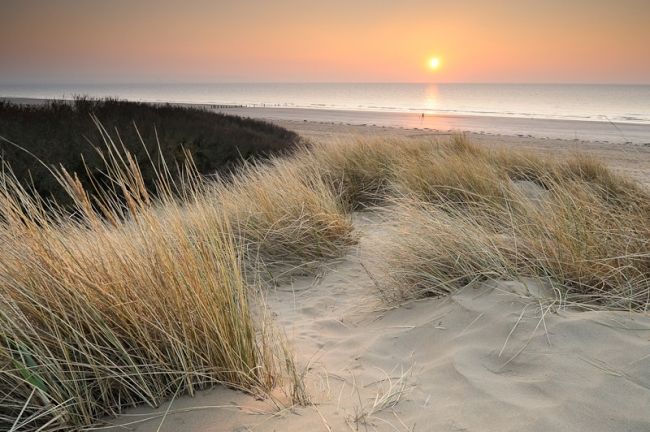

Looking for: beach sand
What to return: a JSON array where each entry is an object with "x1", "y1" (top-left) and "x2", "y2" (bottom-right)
[
  {"x1": 107, "y1": 213, "x2": 650, "y2": 432},
  {"x1": 212, "y1": 106, "x2": 650, "y2": 145},
  {"x1": 212, "y1": 107, "x2": 650, "y2": 187}
]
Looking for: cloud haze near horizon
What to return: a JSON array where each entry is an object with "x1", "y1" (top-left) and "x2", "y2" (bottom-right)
[{"x1": 1, "y1": 0, "x2": 649, "y2": 84}]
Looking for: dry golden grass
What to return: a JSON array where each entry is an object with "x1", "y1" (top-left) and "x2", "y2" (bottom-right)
[
  {"x1": 214, "y1": 155, "x2": 356, "y2": 270},
  {"x1": 283, "y1": 135, "x2": 649, "y2": 310},
  {"x1": 1, "y1": 131, "x2": 649, "y2": 430},
  {"x1": 0, "y1": 141, "x2": 325, "y2": 430},
  {"x1": 301, "y1": 138, "x2": 431, "y2": 210},
  {"x1": 365, "y1": 136, "x2": 650, "y2": 310}
]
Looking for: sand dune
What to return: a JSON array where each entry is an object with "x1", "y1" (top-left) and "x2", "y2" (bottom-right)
[
  {"x1": 3, "y1": 101, "x2": 650, "y2": 432},
  {"x1": 107, "y1": 213, "x2": 650, "y2": 432}
]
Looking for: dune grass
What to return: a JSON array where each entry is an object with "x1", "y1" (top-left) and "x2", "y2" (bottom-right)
[
  {"x1": 213, "y1": 154, "x2": 356, "y2": 270},
  {"x1": 1, "y1": 129, "x2": 648, "y2": 429},
  {"x1": 363, "y1": 137, "x2": 650, "y2": 310},
  {"x1": 269, "y1": 135, "x2": 649, "y2": 310},
  {"x1": 0, "y1": 140, "x2": 324, "y2": 430},
  {"x1": 300, "y1": 138, "x2": 432, "y2": 211}
]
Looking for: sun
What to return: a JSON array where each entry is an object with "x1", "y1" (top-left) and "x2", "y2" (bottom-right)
[{"x1": 428, "y1": 57, "x2": 441, "y2": 70}]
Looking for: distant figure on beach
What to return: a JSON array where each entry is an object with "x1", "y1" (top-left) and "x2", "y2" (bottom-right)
[{"x1": 421, "y1": 113, "x2": 424, "y2": 119}]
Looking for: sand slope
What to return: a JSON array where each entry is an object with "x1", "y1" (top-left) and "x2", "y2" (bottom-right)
[{"x1": 107, "y1": 214, "x2": 650, "y2": 431}]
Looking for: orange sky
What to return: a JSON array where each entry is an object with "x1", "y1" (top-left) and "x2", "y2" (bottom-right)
[{"x1": 1, "y1": 0, "x2": 649, "y2": 83}]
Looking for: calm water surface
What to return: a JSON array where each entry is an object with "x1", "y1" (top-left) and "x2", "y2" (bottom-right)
[{"x1": 2, "y1": 83, "x2": 649, "y2": 124}]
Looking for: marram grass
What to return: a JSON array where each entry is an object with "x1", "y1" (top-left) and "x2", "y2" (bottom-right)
[
  {"x1": 0, "y1": 139, "x2": 317, "y2": 430},
  {"x1": 364, "y1": 137, "x2": 650, "y2": 310},
  {"x1": 214, "y1": 154, "x2": 356, "y2": 269},
  {"x1": 276, "y1": 135, "x2": 649, "y2": 310},
  {"x1": 1, "y1": 130, "x2": 649, "y2": 430}
]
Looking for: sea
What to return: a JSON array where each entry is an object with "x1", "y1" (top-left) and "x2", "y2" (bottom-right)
[{"x1": 2, "y1": 83, "x2": 650, "y2": 125}]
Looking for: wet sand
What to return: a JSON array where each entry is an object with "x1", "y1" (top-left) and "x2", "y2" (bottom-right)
[{"x1": 211, "y1": 106, "x2": 650, "y2": 145}]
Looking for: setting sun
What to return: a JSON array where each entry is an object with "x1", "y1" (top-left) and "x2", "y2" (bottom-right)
[{"x1": 428, "y1": 57, "x2": 441, "y2": 71}]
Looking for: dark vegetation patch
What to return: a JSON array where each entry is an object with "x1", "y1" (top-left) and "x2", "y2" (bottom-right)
[{"x1": 0, "y1": 98, "x2": 301, "y2": 205}]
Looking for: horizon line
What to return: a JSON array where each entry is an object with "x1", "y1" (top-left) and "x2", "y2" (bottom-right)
[{"x1": 2, "y1": 81, "x2": 650, "y2": 87}]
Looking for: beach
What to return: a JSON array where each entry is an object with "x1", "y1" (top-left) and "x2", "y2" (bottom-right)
[
  {"x1": 210, "y1": 106, "x2": 650, "y2": 186},
  {"x1": 213, "y1": 106, "x2": 650, "y2": 144},
  {"x1": 4, "y1": 95, "x2": 650, "y2": 183}
]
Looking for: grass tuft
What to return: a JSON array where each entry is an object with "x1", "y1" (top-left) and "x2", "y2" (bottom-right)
[
  {"x1": 215, "y1": 155, "x2": 356, "y2": 269},
  {"x1": 366, "y1": 136, "x2": 650, "y2": 310},
  {"x1": 0, "y1": 135, "x2": 312, "y2": 430}
]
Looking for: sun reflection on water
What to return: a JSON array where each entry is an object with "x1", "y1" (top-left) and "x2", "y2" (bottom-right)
[{"x1": 424, "y1": 84, "x2": 440, "y2": 113}]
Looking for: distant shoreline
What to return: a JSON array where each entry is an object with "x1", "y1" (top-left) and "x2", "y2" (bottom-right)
[
  {"x1": 209, "y1": 105, "x2": 650, "y2": 145},
  {"x1": 4, "y1": 96, "x2": 650, "y2": 145}
]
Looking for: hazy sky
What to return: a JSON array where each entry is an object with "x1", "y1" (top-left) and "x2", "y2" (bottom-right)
[{"x1": 1, "y1": 0, "x2": 649, "y2": 84}]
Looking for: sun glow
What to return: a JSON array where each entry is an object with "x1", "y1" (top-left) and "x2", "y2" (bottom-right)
[{"x1": 428, "y1": 57, "x2": 441, "y2": 71}]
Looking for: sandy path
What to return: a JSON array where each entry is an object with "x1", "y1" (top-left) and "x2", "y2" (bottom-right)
[{"x1": 108, "y1": 214, "x2": 650, "y2": 432}]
